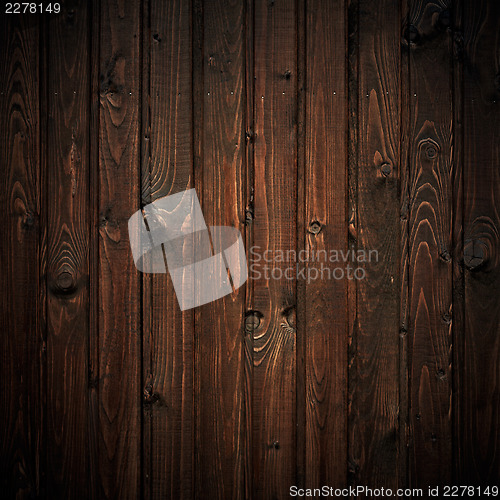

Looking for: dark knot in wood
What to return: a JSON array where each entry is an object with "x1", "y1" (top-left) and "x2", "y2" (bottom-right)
[
  {"x1": 425, "y1": 144, "x2": 438, "y2": 159},
  {"x1": 308, "y1": 221, "x2": 322, "y2": 235},
  {"x1": 245, "y1": 311, "x2": 262, "y2": 333},
  {"x1": 54, "y1": 270, "x2": 77, "y2": 294},
  {"x1": 403, "y1": 25, "x2": 420, "y2": 46},
  {"x1": 380, "y1": 162, "x2": 392, "y2": 177},
  {"x1": 464, "y1": 239, "x2": 487, "y2": 271}
]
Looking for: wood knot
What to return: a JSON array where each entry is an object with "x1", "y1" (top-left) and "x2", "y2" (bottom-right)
[
  {"x1": 51, "y1": 269, "x2": 77, "y2": 295},
  {"x1": 439, "y1": 250, "x2": 451, "y2": 263},
  {"x1": 437, "y1": 9, "x2": 451, "y2": 30},
  {"x1": 441, "y1": 313, "x2": 452, "y2": 325},
  {"x1": 143, "y1": 384, "x2": 160, "y2": 405},
  {"x1": 403, "y1": 25, "x2": 420, "y2": 46},
  {"x1": 308, "y1": 221, "x2": 322, "y2": 235},
  {"x1": 22, "y1": 211, "x2": 35, "y2": 228},
  {"x1": 464, "y1": 239, "x2": 487, "y2": 271},
  {"x1": 380, "y1": 162, "x2": 392, "y2": 177},
  {"x1": 425, "y1": 143, "x2": 439, "y2": 159},
  {"x1": 245, "y1": 311, "x2": 262, "y2": 334},
  {"x1": 281, "y1": 306, "x2": 296, "y2": 334}
]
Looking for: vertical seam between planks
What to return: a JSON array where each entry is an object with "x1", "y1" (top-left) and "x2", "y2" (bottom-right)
[
  {"x1": 296, "y1": 0, "x2": 306, "y2": 489},
  {"x1": 343, "y1": 0, "x2": 351, "y2": 484}
]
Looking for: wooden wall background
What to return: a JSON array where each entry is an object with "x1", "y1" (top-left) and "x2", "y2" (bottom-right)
[{"x1": 1, "y1": 0, "x2": 499, "y2": 498}]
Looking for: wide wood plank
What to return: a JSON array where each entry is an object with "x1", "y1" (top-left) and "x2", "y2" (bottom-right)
[
  {"x1": 44, "y1": 2, "x2": 91, "y2": 496},
  {"x1": 459, "y1": 0, "x2": 500, "y2": 484},
  {"x1": 141, "y1": 1, "x2": 194, "y2": 498},
  {"x1": 348, "y1": 0, "x2": 402, "y2": 490},
  {"x1": 194, "y1": 0, "x2": 247, "y2": 498},
  {"x1": 97, "y1": 0, "x2": 142, "y2": 497},
  {"x1": 0, "y1": 12, "x2": 42, "y2": 499},
  {"x1": 405, "y1": 0, "x2": 454, "y2": 487},
  {"x1": 304, "y1": 0, "x2": 348, "y2": 489},
  {"x1": 252, "y1": 0, "x2": 298, "y2": 497}
]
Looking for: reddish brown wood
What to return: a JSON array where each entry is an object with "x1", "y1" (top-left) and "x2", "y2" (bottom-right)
[
  {"x1": 0, "y1": 12, "x2": 42, "y2": 499},
  {"x1": 97, "y1": 0, "x2": 142, "y2": 497},
  {"x1": 459, "y1": 0, "x2": 500, "y2": 484},
  {"x1": 252, "y1": 0, "x2": 298, "y2": 497},
  {"x1": 193, "y1": 0, "x2": 247, "y2": 498},
  {"x1": 304, "y1": 0, "x2": 348, "y2": 488},
  {"x1": 44, "y1": 2, "x2": 91, "y2": 497},
  {"x1": 141, "y1": 2, "x2": 195, "y2": 499},
  {"x1": 348, "y1": 0, "x2": 402, "y2": 490},
  {"x1": 405, "y1": 0, "x2": 454, "y2": 488}
]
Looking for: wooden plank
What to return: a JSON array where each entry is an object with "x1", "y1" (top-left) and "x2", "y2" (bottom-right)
[
  {"x1": 252, "y1": 0, "x2": 298, "y2": 497},
  {"x1": 459, "y1": 0, "x2": 500, "y2": 484},
  {"x1": 451, "y1": 0, "x2": 464, "y2": 486},
  {"x1": 193, "y1": 0, "x2": 247, "y2": 498},
  {"x1": 0, "y1": 12, "x2": 42, "y2": 499},
  {"x1": 97, "y1": 0, "x2": 142, "y2": 497},
  {"x1": 243, "y1": 0, "x2": 255, "y2": 497},
  {"x1": 141, "y1": 0, "x2": 194, "y2": 498},
  {"x1": 304, "y1": 0, "x2": 348, "y2": 488},
  {"x1": 44, "y1": 2, "x2": 91, "y2": 496},
  {"x1": 405, "y1": 0, "x2": 454, "y2": 487},
  {"x1": 348, "y1": 0, "x2": 402, "y2": 489}
]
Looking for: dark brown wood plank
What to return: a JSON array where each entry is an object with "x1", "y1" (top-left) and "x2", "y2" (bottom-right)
[
  {"x1": 194, "y1": 0, "x2": 247, "y2": 498},
  {"x1": 348, "y1": 0, "x2": 402, "y2": 489},
  {"x1": 304, "y1": 0, "x2": 348, "y2": 488},
  {"x1": 405, "y1": 0, "x2": 454, "y2": 487},
  {"x1": 141, "y1": 0, "x2": 194, "y2": 498},
  {"x1": 252, "y1": 0, "x2": 298, "y2": 497},
  {"x1": 97, "y1": 0, "x2": 142, "y2": 497},
  {"x1": 0, "y1": 12, "x2": 42, "y2": 499},
  {"x1": 44, "y1": 2, "x2": 91, "y2": 497},
  {"x1": 459, "y1": 0, "x2": 500, "y2": 484}
]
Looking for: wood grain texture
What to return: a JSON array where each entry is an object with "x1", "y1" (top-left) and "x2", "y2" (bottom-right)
[
  {"x1": 0, "y1": 12, "x2": 41, "y2": 499},
  {"x1": 0, "y1": 0, "x2": 499, "y2": 496},
  {"x1": 459, "y1": 0, "x2": 500, "y2": 484},
  {"x1": 97, "y1": 0, "x2": 142, "y2": 497},
  {"x1": 252, "y1": 0, "x2": 298, "y2": 497},
  {"x1": 304, "y1": 0, "x2": 348, "y2": 488},
  {"x1": 141, "y1": 1, "x2": 194, "y2": 499},
  {"x1": 44, "y1": 2, "x2": 91, "y2": 496},
  {"x1": 405, "y1": 0, "x2": 454, "y2": 487},
  {"x1": 194, "y1": 0, "x2": 247, "y2": 498},
  {"x1": 348, "y1": 0, "x2": 402, "y2": 491}
]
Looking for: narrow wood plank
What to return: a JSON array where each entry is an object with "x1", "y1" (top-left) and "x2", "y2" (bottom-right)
[
  {"x1": 252, "y1": 0, "x2": 298, "y2": 497},
  {"x1": 194, "y1": 0, "x2": 247, "y2": 498},
  {"x1": 459, "y1": 0, "x2": 500, "y2": 484},
  {"x1": 141, "y1": 1, "x2": 194, "y2": 498},
  {"x1": 348, "y1": 0, "x2": 402, "y2": 489},
  {"x1": 44, "y1": 2, "x2": 91, "y2": 496},
  {"x1": 405, "y1": 0, "x2": 454, "y2": 487},
  {"x1": 243, "y1": 0, "x2": 255, "y2": 497},
  {"x1": 304, "y1": 0, "x2": 348, "y2": 488},
  {"x1": 97, "y1": 0, "x2": 142, "y2": 497},
  {"x1": 0, "y1": 12, "x2": 42, "y2": 499}
]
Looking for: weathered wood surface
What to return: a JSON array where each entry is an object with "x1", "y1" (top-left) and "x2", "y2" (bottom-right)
[{"x1": 0, "y1": 0, "x2": 498, "y2": 498}]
